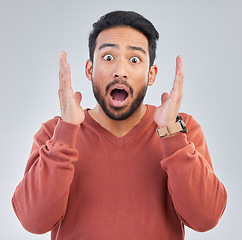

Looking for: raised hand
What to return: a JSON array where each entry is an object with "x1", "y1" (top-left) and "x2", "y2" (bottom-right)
[
  {"x1": 58, "y1": 51, "x2": 85, "y2": 126},
  {"x1": 153, "y1": 55, "x2": 184, "y2": 128}
]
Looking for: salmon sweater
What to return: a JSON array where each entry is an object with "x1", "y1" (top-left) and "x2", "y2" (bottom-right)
[{"x1": 12, "y1": 105, "x2": 227, "y2": 240}]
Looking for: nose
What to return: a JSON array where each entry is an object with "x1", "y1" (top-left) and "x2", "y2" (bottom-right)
[{"x1": 113, "y1": 59, "x2": 128, "y2": 79}]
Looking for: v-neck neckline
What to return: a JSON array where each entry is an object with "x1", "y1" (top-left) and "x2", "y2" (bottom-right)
[{"x1": 83, "y1": 105, "x2": 155, "y2": 148}]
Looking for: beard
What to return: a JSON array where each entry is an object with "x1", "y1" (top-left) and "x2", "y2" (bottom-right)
[{"x1": 91, "y1": 77, "x2": 148, "y2": 121}]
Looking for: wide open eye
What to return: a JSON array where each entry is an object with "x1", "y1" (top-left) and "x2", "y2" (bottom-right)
[
  {"x1": 130, "y1": 56, "x2": 140, "y2": 64},
  {"x1": 103, "y1": 54, "x2": 114, "y2": 61}
]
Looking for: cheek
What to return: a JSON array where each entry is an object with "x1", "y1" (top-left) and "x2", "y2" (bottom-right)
[
  {"x1": 132, "y1": 69, "x2": 150, "y2": 85},
  {"x1": 91, "y1": 69, "x2": 109, "y2": 95},
  {"x1": 92, "y1": 62, "x2": 112, "y2": 81}
]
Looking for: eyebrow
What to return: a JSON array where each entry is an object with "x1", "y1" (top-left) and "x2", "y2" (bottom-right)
[
  {"x1": 128, "y1": 46, "x2": 147, "y2": 55},
  {"x1": 98, "y1": 43, "x2": 147, "y2": 55},
  {"x1": 98, "y1": 43, "x2": 118, "y2": 50}
]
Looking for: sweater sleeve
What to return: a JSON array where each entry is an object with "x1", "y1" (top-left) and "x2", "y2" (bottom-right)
[
  {"x1": 160, "y1": 113, "x2": 227, "y2": 232},
  {"x1": 12, "y1": 118, "x2": 80, "y2": 234}
]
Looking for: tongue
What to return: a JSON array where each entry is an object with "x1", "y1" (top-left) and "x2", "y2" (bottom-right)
[{"x1": 111, "y1": 89, "x2": 128, "y2": 101}]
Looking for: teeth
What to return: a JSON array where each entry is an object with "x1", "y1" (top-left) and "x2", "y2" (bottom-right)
[{"x1": 115, "y1": 100, "x2": 122, "y2": 103}]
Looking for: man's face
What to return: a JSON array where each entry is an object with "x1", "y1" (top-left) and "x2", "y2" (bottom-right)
[{"x1": 86, "y1": 26, "x2": 157, "y2": 120}]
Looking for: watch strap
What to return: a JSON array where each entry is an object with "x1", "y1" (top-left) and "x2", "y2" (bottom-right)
[{"x1": 157, "y1": 115, "x2": 187, "y2": 138}]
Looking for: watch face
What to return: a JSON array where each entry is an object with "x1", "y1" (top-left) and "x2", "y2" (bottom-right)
[{"x1": 178, "y1": 115, "x2": 188, "y2": 133}]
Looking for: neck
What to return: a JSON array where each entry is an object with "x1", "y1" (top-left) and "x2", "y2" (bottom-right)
[{"x1": 88, "y1": 104, "x2": 147, "y2": 138}]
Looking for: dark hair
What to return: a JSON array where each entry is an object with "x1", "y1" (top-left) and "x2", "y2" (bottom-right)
[{"x1": 88, "y1": 10, "x2": 159, "y2": 67}]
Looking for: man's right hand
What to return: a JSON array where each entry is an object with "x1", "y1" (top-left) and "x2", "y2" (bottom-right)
[{"x1": 58, "y1": 51, "x2": 85, "y2": 126}]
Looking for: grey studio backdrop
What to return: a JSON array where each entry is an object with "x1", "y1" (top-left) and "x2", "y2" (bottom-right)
[{"x1": 1, "y1": 0, "x2": 241, "y2": 239}]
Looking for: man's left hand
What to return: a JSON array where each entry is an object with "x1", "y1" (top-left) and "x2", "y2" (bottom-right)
[{"x1": 153, "y1": 55, "x2": 184, "y2": 128}]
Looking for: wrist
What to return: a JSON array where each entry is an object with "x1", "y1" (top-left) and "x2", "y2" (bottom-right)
[
  {"x1": 157, "y1": 118, "x2": 177, "y2": 129},
  {"x1": 61, "y1": 118, "x2": 82, "y2": 127}
]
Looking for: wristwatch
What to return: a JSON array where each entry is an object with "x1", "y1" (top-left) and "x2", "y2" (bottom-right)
[{"x1": 157, "y1": 115, "x2": 187, "y2": 138}]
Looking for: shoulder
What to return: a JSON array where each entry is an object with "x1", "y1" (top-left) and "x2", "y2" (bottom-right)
[
  {"x1": 178, "y1": 113, "x2": 207, "y2": 144},
  {"x1": 35, "y1": 116, "x2": 61, "y2": 139},
  {"x1": 179, "y1": 112, "x2": 201, "y2": 130},
  {"x1": 146, "y1": 104, "x2": 157, "y2": 115}
]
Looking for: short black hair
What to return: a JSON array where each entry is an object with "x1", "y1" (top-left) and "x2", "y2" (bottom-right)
[{"x1": 88, "y1": 10, "x2": 159, "y2": 67}]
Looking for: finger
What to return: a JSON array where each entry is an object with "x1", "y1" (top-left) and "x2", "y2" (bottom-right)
[
  {"x1": 161, "y1": 92, "x2": 169, "y2": 104},
  {"x1": 174, "y1": 55, "x2": 183, "y2": 87},
  {"x1": 170, "y1": 55, "x2": 184, "y2": 98},
  {"x1": 74, "y1": 91, "x2": 82, "y2": 105},
  {"x1": 59, "y1": 51, "x2": 72, "y2": 91},
  {"x1": 59, "y1": 51, "x2": 67, "y2": 90},
  {"x1": 176, "y1": 55, "x2": 184, "y2": 93},
  {"x1": 63, "y1": 62, "x2": 72, "y2": 89},
  {"x1": 59, "y1": 51, "x2": 67, "y2": 69},
  {"x1": 176, "y1": 55, "x2": 183, "y2": 75}
]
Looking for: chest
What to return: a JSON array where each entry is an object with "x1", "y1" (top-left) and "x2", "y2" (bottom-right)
[{"x1": 71, "y1": 128, "x2": 167, "y2": 198}]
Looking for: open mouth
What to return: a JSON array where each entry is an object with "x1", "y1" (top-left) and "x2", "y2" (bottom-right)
[
  {"x1": 110, "y1": 88, "x2": 129, "y2": 102},
  {"x1": 107, "y1": 82, "x2": 132, "y2": 108}
]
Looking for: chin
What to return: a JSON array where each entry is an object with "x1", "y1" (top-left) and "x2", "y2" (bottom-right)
[
  {"x1": 104, "y1": 98, "x2": 144, "y2": 121},
  {"x1": 104, "y1": 107, "x2": 133, "y2": 121}
]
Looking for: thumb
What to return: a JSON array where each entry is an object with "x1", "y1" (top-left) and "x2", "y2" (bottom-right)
[
  {"x1": 73, "y1": 91, "x2": 82, "y2": 105},
  {"x1": 161, "y1": 92, "x2": 169, "y2": 104}
]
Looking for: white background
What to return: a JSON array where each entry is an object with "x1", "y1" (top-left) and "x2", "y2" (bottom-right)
[{"x1": 1, "y1": 0, "x2": 241, "y2": 239}]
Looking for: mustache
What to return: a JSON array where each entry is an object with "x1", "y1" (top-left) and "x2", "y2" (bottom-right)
[{"x1": 105, "y1": 79, "x2": 134, "y2": 97}]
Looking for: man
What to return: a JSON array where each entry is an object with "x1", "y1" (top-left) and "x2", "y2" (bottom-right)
[{"x1": 12, "y1": 11, "x2": 227, "y2": 240}]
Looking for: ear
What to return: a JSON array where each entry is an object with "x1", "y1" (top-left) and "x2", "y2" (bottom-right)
[
  {"x1": 85, "y1": 59, "x2": 93, "y2": 81},
  {"x1": 148, "y1": 65, "x2": 158, "y2": 86}
]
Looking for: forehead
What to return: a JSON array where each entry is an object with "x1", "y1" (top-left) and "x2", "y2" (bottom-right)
[{"x1": 95, "y1": 27, "x2": 149, "y2": 52}]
